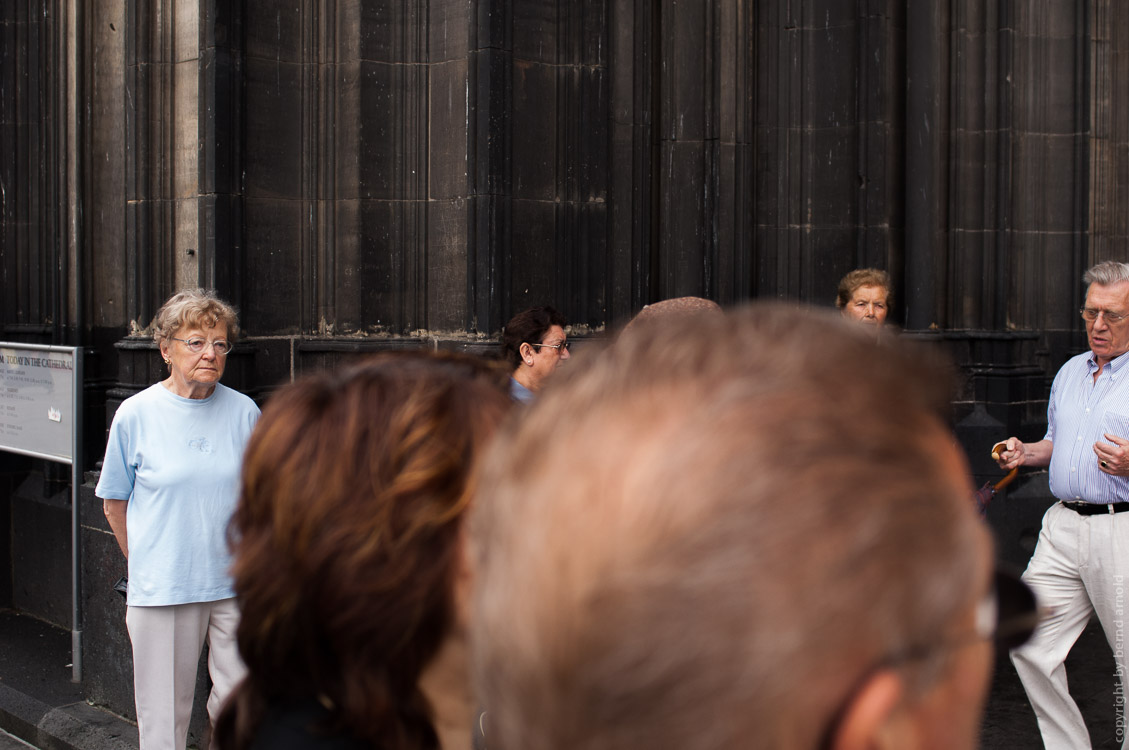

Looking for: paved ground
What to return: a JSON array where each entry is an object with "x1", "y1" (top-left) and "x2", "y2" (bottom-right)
[
  {"x1": 0, "y1": 609, "x2": 137, "y2": 750},
  {"x1": 981, "y1": 619, "x2": 1123, "y2": 748},
  {"x1": 0, "y1": 730, "x2": 35, "y2": 749},
  {"x1": 0, "y1": 605, "x2": 1125, "y2": 749}
]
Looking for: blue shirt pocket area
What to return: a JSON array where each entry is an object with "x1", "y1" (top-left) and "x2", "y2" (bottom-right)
[{"x1": 1099, "y1": 412, "x2": 1129, "y2": 444}]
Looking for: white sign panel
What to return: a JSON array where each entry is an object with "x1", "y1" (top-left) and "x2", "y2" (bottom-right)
[{"x1": 0, "y1": 343, "x2": 79, "y2": 464}]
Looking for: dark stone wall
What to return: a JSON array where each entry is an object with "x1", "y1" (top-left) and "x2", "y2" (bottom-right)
[
  {"x1": 0, "y1": 455, "x2": 25, "y2": 608},
  {"x1": 8, "y1": 470, "x2": 72, "y2": 625},
  {"x1": 79, "y1": 479, "x2": 132, "y2": 718},
  {"x1": 5, "y1": 1, "x2": 1125, "y2": 427},
  {"x1": 240, "y1": 1, "x2": 456, "y2": 337},
  {"x1": 0, "y1": 2, "x2": 66, "y2": 344}
]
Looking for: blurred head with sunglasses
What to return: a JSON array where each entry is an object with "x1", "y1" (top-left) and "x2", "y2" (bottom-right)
[{"x1": 472, "y1": 303, "x2": 1031, "y2": 750}]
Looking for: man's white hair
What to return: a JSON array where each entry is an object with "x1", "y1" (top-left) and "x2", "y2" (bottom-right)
[{"x1": 1084, "y1": 260, "x2": 1129, "y2": 287}]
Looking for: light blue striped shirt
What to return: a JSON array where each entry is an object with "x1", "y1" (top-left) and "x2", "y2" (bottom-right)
[{"x1": 1047, "y1": 350, "x2": 1129, "y2": 503}]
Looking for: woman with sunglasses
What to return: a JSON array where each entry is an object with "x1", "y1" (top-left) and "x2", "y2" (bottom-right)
[
  {"x1": 501, "y1": 306, "x2": 571, "y2": 404},
  {"x1": 96, "y1": 288, "x2": 260, "y2": 750}
]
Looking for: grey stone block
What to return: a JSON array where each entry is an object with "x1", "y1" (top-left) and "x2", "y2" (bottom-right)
[
  {"x1": 242, "y1": 58, "x2": 304, "y2": 200},
  {"x1": 39, "y1": 702, "x2": 139, "y2": 750},
  {"x1": 427, "y1": 199, "x2": 470, "y2": 331},
  {"x1": 242, "y1": 199, "x2": 305, "y2": 334},
  {"x1": 429, "y1": 60, "x2": 471, "y2": 200},
  {"x1": 429, "y1": 0, "x2": 471, "y2": 63}
]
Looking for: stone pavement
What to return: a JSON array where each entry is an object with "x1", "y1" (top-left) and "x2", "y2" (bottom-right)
[
  {"x1": 0, "y1": 729, "x2": 36, "y2": 749},
  {"x1": 981, "y1": 618, "x2": 1122, "y2": 749},
  {"x1": 0, "y1": 610, "x2": 137, "y2": 750},
  {"x1": 0, "y1": 605, "x2": 1124, "y2": 749}
]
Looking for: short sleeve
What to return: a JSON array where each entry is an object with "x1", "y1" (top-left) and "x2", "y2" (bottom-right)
[{"x1": 95, "y1": 407, "x2": 137, "y2": 501}]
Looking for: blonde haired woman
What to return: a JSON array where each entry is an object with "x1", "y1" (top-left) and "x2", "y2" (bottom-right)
[{"x1": 97, "y1": 288, "x2": 259, "y2": 750}]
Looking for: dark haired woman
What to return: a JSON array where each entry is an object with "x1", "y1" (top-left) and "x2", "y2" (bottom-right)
[
  {"x1": 501, "y1": 306, "x2": 570, "y2": 403},
  {"x1": 215, "y1": 352, "x2": 512, "y2": 750}
]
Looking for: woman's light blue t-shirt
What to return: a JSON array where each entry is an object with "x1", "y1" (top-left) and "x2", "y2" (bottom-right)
[{"x1": 95, "y1": 382, "x2": 260, "y2": 606}]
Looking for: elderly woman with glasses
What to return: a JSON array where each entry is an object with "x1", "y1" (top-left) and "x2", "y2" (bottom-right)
[
  {"x1": 502, "y1": 306, "x2": 571, "y2": 403},
  {"x1": 96, "y1": 288, "x2": 260, "y2": 750}
]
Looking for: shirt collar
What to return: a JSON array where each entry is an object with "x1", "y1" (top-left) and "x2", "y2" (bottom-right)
[{"x1": 1088, "y1": 350, "x2": 1129, "y2": 374}]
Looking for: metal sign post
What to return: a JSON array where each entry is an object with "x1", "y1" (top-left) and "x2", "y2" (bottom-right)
[{"x1": 0, "y1": 343, "x2": 84, "y2": 682}]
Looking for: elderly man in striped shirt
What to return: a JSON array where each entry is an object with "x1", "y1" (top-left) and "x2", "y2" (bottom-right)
[{"x1": 997, "y1": 259, "x2": 1129, "y2": 749}]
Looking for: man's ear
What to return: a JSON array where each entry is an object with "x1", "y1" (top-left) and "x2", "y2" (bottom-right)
[
  {"x1": 519, "y1": 342, "x2": 535, "y2": 365},
  {"x1": 829, "y1": 670, "x2": 906, "y2": 750}
]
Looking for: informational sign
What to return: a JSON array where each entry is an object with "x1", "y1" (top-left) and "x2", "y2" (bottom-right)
[{"x1": 0, "y1": 343, "x2": 81, "y2": 464}]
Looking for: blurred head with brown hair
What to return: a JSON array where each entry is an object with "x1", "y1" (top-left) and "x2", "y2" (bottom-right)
[
  {"x1": 216, "y1": 351, "x2": 512, "y2": 750},
  {"x1": 621, "y1": 296, "x2": 722, "y2": 335},
  {"x1": 472, "y1": 303, "x2": 996, "y2": 750}
]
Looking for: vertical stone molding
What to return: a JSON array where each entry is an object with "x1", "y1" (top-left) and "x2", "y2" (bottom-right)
[
  {"x1": 1008, "y1": 1, "x2": 1090, "y2": 362},
  {"x1": 716, "y1": 0, "x2": 755, "y2": 304},
  {"x1": 904, "y1": 0, "x2": 947, "y2": 330},
  {"x1": 87, "y1": 1, "x2": 129, "y2": 339},
  {"x1": 947, "y1": 0, "x2": 1008, "y2": 330},
  {"x1": 242, "y1": 1, "x2": 449, "y2": 340},
  {"x1": 125, "y1": 0, "x2": 185, "y2": 325},
  {"x1": 654, "y1": 0, "x2": 718, "y2": 301},
  {"x1": 1, "y1": 2, "x2": 65, "y2": 339},
  {"x1": 467, "y1": 0, "x2": 513, "y2": 334},
  {"x1": 198, "y1": 0, "x2": 243, "y2": 299},
  {"x1": 609, "y1": 0, "x2": 752, "y2": 315},
  {"x1": 754, "y1": 2, "x2": 901, "y2": 307},
  {"x1": 1089, "y1": 1, "x2": 1129, "y2": 267}
]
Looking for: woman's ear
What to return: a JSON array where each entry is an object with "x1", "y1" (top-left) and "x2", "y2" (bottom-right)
[
  {"x1": 519, "y1": 342, "x2": 535, "y2": 366},
  {"x1": 829, "y1": 670, "x2": 906, "y2": 750},
  {"x1": 159, "y1": 339, "x2": 171, "y2": 365}
]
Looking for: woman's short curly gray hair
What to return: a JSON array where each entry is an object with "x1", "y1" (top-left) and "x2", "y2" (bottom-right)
[
  {"x1": 152, "y1": 288, "x2": 240, "y2": 345},
  {"x1": 835, "y1": 268, "x2": 891, "y2": 309}
]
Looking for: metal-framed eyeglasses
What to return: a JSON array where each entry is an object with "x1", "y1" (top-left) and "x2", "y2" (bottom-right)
[
  {"x1": 171, "y1": 337, "x2": 233, "y2": 356},
  {"x1": 530, "y1": 341, "x2": 571, "y2": 353},
  {"x1": 816, "y1": 567, "x2": 1039, "y2": 749},
  {"x1": 859, "y1": 567, "x2": 1039, "y2": 670},
  {"x1": 1081, "y1": 307, "x2": 1129, "y2": 324}
]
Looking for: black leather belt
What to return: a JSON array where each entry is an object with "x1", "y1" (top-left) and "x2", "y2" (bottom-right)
[{"x1": 1062, "y1": 501, "x2": 1129, "y2": 515}]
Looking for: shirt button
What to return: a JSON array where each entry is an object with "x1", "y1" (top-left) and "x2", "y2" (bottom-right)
[
  {"x1": 1087, "y1": 408, "x2": 1092, "y2": 413},
  {"x1": 1072, "y1": 467, "x2": 1077, "y2": 472}
]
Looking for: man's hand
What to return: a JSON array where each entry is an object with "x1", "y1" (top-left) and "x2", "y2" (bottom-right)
[
  {"x1": 1094, "y1": 434, "x2": 1129, "y2": 475},
  {"x1": 994, "y1": 437, "x2": 1053, "y2": 470},
  {"x1": 995, "y1": 438, "x2": 1025, "y2": 469}
]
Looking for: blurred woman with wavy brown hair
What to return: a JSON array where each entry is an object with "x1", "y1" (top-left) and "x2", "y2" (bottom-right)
[{"x1": 214, "y1": 352, "x2": 512, "y2": 750}]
